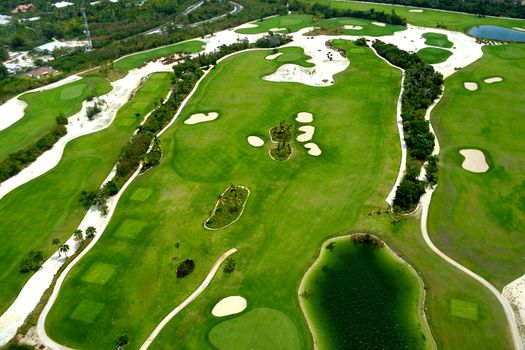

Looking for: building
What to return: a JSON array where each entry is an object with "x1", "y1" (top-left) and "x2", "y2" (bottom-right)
[
  {"x1": 11, "y1": 4, "x2": 34, "y2": 14},
  {"x1": 29, "y1": 66, "x2": 57, "y2": 79}
]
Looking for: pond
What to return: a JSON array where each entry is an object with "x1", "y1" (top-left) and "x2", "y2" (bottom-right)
[
  {"x1": 301, "y1": 237, "x2": 430, "y2": 349},
  {"x1": 468, "y1": 25, "x2": 525, "y2": 42}
]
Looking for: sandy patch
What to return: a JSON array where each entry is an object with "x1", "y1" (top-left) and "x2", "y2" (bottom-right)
[
  {"x1": 409, "y1": 9, "x2": 423, "y2": 12},
  {"x1": 513, "y1": 27, "x2": 525, "y2": 32},
  {"x1": 265, "y1": 52, "x2": 283, "y2": 60},
  {"x1": 247, "y1": 135, "x2": 264, "y2": 147},
  {"x1": 296, "y1": 126, "x2": 315, "y2": 142},
  {"x1": 269, "y1": 27, "x2": 287, "y2": 32},
  {"x1": 464, "y1": 82, "x2": 478, "y2": 91},
  {"x1": 304, "y1": 142, "x2": 321, "y2": 156},
  {"x1": 212, "y1": 296, "x2": 247, "y2": 317},
  {"x1": 503, "y1": 274, "x2": 525, "y2": 345},
  {"x1": 372, "y1": 21, "x2": 386, "y2": 27},
  {"x1": 236, "y1": 22, "x2": 258, "y2": 29},
  {"x1": 185, "y1": 112, "x2": 219, "y2": 124},
  {"x1": 296, "y1": 112, "x2": 313, "y2": 123},
  {"x1": 460, "y1": 149, "x2": 489, "y2": 173},
  {"x1": 484, "y1": 77, "x2": 503, "y2": 84},
  {"x1": 343, "y1": 25, "x2": 362, "y2": 30}
]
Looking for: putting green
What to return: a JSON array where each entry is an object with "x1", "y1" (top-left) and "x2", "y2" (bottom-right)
[
  {"x1": 422, "y1": 32, "x2": 453, "y2": 48},
  {"x1": 417, "y1": 47, "x2": 452, "y2": 64},
  {"x1": 450, "y1": 299, "x2": 479, "y2": 321},
  {"x1": 0, "y1": 76, "x2": 111, "y2": 163},
  {"x1": 70, "y1": 299, "x2": 105, "y2": 323},
  {"x1": 274, "y1": 47, "x2": 314, "y2": 67},
  {"x1": 130, "y1": 188, "x2": 153, "y2": 201},
  {"x1": 0, "y1": 73, "x2": 172, "y2": 315},
  {"x1": 235, "y1": 14, "x2": 312, "y2": 34},
  {"x1": 81, "y1": 262, "x2": 117, "y2": 285},
  {"x1": 208, "y1": 308, "x2": 301, "y2": 349},
  {"x1": 114, "y1": 219, "x2": 148, "y2": 239}
]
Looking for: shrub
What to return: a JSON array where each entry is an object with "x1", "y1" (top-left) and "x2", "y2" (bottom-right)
[
  {"x1": 19, "y1": 251, "x2": 44, "y2": 273},
  {"x1": 115, "y1": 334, "x2": 129, "y2": 348},
  {"x1": 393, "y1": 177, "x2": 426, "y2": 212},
  {"x1": 355, "y1": 37, "x2": 367, "y2": 46},
  {"x1": 56, "y1": 113, "x2": 68, "y2": 125},
  {"x1": 223, "y1": 257, "x2": 236, "y2": 273},
  {"x1": 176, "y1": 259, "x2": 195, "y2": 278},
  {"x1": 86, "y1": 103, "x2": 102, "y2": 120}
]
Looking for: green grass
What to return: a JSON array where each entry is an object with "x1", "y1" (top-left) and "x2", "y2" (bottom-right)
[
  {"x1": 208, "y1": 308, "x2": 301, "y2": 349},
  {"x1": 273, "y1": 47, "x2": 314, "y2": 67},
  {"x1": 429, "y1": 44, "x2": 525, "y2": 289},
  {"x1": 45, "y1": 41, "x2": 403, "y2": 349},
  {"x1": 130, "y1": 188, "x2": 153, "y2": 201},
  {"x1": 81, "y1": 262, "x2": 117, "y2": 285},
  {"x1": 114, "y1": 40, "x2": 205, "y2": 72},
  {"x1": 0, "y1": 72, "x2": 173, "y2": 315},
  {"x1": 450, "y1": 299, "x2": 479, "y2": 321},
  {"x1": 422, "y1": 32, "x2": 453, "y2": 48},
  {"x1": 235, "y1": 14, "x2": 313, "y2": 34},
  {"x1": 114, "y1": 219, "x2": 148, "y2": 239},
  {"x1": 303, "y1": 0, "x2": 525, "y2": 32},
  {"x1": 320, "y1": 17, "x2": 406, "y2": 36},
  {"x1": 417, "y1": 47, "x2": 453, "y2": 64},
  {"x1": 0, "y1": 76, "x2": 112, "y2": 162},
  {"x1": 70, "y1": 300, "x2": 105, "y2": 324}
]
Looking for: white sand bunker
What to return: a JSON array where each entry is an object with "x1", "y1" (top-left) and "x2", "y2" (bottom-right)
[
  {"x1": 343, "y1": 24, "x2": 362, "y2": 30},
  {"x1": 372, "y1": 21, "x2": 386, "y2": 27},
  {"x1": 460, "y1": 149, "x2": 489, "y2": 173},
  {"x1": 247, "y1": 135, "x2": 264, "y2": 147},
  {"x1": 185, "y1": 112, "x2": 219, "y2": 125},
  {"x1": 484, "y1": 77, "x2": 503, "y2": 84},
  {"x1": 409, "y1": 9, "x2": 423, "y2": 12},
  {"x1": 269, "y1": 27, "x2": 287, "y2": 32},
  {"x1": 212, "y1": 296, "x2": 247, "y2": 317},
  {"x1": 297, "y1": 126, "x2": 315, "y2": 142},
  {"x1": 305, "y1": 142, "x2": 321, "y2": 156},
  {"x1": 503, "y1": 274, "x2": 525, "y2": 345},
  {"x1": 464, "y1": 82, "x2": 478, "y2": 91},
  {"x1": 266, "y1": 52, "x2": 283, "y2": 60},
  {"x1": 296, "y1": 112, "x2": 313, "y2": 123}
]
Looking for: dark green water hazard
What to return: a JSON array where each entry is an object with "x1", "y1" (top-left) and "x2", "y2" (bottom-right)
[{"x1": 302, "y1": 238, "x2": 429, "y2": 349}]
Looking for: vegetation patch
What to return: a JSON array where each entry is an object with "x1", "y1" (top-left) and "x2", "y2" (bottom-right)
[
  {"x1": 130, "y1": 188, "x2": 153, "y2": 201},
  {"x1": 422, "y1": 32, "x2": 453, "y2": 48},
  {"x1": 314, "y1": 17, "x2": 406, "y2": 36},
  {"x1": 205, "y1": 185, "x2": 250, "y2": 230},
  {"x1": 176, "y1": 259, "x2": 195, "y2": 278},
  {"x1": 70, "y1": 300, "x2": 105, "y2": 324},
  {"x1": 417, "y1": 47, "x2": 453, "y2": 64},
  {"x1": 274, "y1": 47, "x2": 314, "y2": 67},
  {"x1": 114, "y1": 219, "x2": 148, "y2": 240},
  {"x1": 235, "y1": 14, "x2": 312, "y2": 34},
  {"x1": 269, "y1": 121, "x2": 294, "y2": 161},
  {"x1": 81, "y1": 262, "x2": 116, "y2": 285},
  {"x1": 59, "y1": 84, "x2": 87, "y2": 100},
  {"x1": 450, "y1": 299, "x2": 479, "y2": 321}
]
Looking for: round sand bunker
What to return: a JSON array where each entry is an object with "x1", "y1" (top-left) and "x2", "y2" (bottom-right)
[
  {"x1": 185, "y1": 112, "x2": 219, "y2": 125},
  {"x1": 463, "y1": 82, "x2": 478, "y2": 91},
  {"x1": 343, "y1": 24, "x2": 362, "y2": 30},
  {"x1": 212, "y1": 296, "x2": 247, "y2": 317},
  {"x1": 247, "y1": 135, "x2": 264, "y2": 147},
  {"x1": 296, "y1": 112, "x2": 313, "y2": 123},
  {"x1": 484, "y1": 77, "x2": 503, "y2": 84},
  {"x1": 460, "y1": 149, "x2": 489, "y2": 173}
]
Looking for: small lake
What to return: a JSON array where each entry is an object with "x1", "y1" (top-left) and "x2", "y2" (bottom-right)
[
  {"x1": 468, "y1": 25, "x2": 525, "y2": 42},
  {"x1": 301, "y1": 237, "x2": 429, "y2": 349}
]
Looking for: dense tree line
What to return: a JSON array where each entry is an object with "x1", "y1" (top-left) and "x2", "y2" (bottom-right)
[
  {"x1": 351, "y1": 0, "x2": 525, "y2": 19},
  {"x1": 372, "y1": 40, "x2": 443, "y2": 212},
  {"x1": 0, "y1": 123, "x2": 67, "y2": 183},
  {"x1": 289, "y1": 1, "x2": 407, "y2": 25}
]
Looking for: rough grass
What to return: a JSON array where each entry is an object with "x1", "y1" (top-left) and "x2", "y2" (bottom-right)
[
  {"x1": 0, "y1": 73, "x2": 172, "y2": 315},
  {"x1": 45, "y1": 41, "x2": 403, "y2": 349},
  {"x1": 450, "y1": 299, "x2": 479, "y2": 321},
  {"x1": 422, "y1": 32, "x2": 453, "y2": 48},
  {"x1": 235, "y1": 14, "x2": 313, "y2": 34},
  {"x1": 114, "y1": 40, "x2": 205, "y2": 72},
  {"x1": 417, "y1": 47, "x2": 452, "y2": 64},
  {"x1": 303, "y1": 0, "x2": 525, "y2": 32},
  {"x1": 0, "y1": 76, "x2": 111, "y2": 162},
  {"x1": 320, "y1": 17, "x2": 406, "y2": 36},
  {"x1": 429, "y1": 44, "x2": 525, "y2": 289}
]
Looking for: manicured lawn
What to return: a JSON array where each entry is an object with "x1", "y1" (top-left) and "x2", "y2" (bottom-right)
[
  {"x1": 417, "y1": 47, "x2": 453, "y2": 63},
  {"x1": 273, "y1": 47, "x2": 314, "y2": 67},
  {"x1": 429, "y1": 44, "x2": 525, "y2": 289},
  {"x1": 0, "y1": 76, "x2": 112, "y2": 162},
  {"x1": 303, "y1": 0, "x2": 525, "y2": 32},
  {"x1": 322, "y1": 17, "x2": 406, "y2": 36},
  {"x1": 451, "y1": 299, "x2": 479, "y2": 321},
  {"x1": 45, "y1": 41, "x2": 404, "y2": 349},
  {"x1": 0, "y1": 73, "x2": 172, "y2": 315},
  {"x1": 114, "y1": 40, "x2": 205, "y2": 72},
  {"x1": 422, "y1": 32, "x2": 453, "y2": 48},
  {"x1": 235, "y1": 14, "x2": 313, "y2": 34}
]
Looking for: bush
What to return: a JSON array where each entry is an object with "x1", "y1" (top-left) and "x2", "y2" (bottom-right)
[
  {"x1": 355, "y1": 37, "x2": 367, "y2": 46},
  {"x1": 176, "y1": 259, "x2": 195, "y2": 278},
  {"x1": 223, "y1": 257, "x2": 236, "y2": 273},
  {"x1": 56, "y1": 113, "x2": 68, "y2": 125},
  {"x1": 19, "y1": 251, "x2": 44, "y2": 273},
  {"x1": 86, "y1": 103, "x2": 102, "y2": 120},
  {"x1": 393, "y1": 177, "x2": 426, "y2": 212},
  {"x1": 115, "y1": 334, "x2": 129, "y2": 348}
]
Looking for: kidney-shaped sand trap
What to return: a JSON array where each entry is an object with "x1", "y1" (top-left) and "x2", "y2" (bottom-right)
[
  {"x1": 185, "y1": 112, "x2": 219, "y2": 125},
  {"x1": 265, "y1": 52, "x2": 283, "y2": 60},
  {"x1": 297, "y1": 126, "x2": 315, "y2": 142},
  {"x1": 463, "y1": 82, "x2": 478, "y2": 91},
  {"x1": 305, "y1": 142, "x2": 321, "y2": 156},
  {"x1": 247, "y1": 135, "x2": 264, "y2": 147},
  {"x1": 372, "y1": 21, "x2": 386, "y2": 27},
  {"x1": 343, "y1": 24, "x2": 362, "y2": 30},
  {"x1": 296, "y1": 112, "x2": 313, "y2": 123},
  {"x1": 484, "y1": 77, "x2": 503, "y2": 84},
  {"x1": 460, "y1": 149, "x2": 489, "y2": 173},
  {"x1": 212, "y1": 296, "x2": 247, "y2": 317}
]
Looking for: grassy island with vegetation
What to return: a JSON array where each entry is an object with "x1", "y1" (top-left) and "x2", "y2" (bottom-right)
[
  {"x1": 205, "y1": 185, "x2": 250, "y2": 230},
  {"x1": 269, "y1": 121, "x2": 293, "y2": 161}
]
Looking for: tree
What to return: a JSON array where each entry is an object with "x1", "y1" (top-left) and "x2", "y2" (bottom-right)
[
  {"x1": 52, "y1": 238, "x2": 61, "y2": 246},
  {"x1": 73, "y1": 229, "x2": 83, "y2": 241},
  {"x1": 223, "y1": 257, "x2": 236, "y2": 273},
  {"x1": 59, "y1": 244, "x2": 70, "y2": 257},
  {"x1": 115, "y1": 334, "x2": 129, "y2": 349},
  {"x1": 19, "y1": 251, "x2": 44, "y2": 273},
  {"x1": 86, "y1": 226, "x2": 96, "y2": 238},
  {"x1": 176, "y1": 259, "x2": 195, "y2": 278}
]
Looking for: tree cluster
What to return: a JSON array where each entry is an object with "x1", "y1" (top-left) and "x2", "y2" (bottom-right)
[
  {"x1": 351, "y1": 233, "x2": 385, "y2": 248},
  {"x1": 0, "y1": 124, "x2": 67, "y2": 183},
  {"x1": 372, "y1": 40, "x2": 443, "y2": 212},
  {"x1": 176, "y1": 259, "x2": 195, "y2": 278},
  {"x1": 19, "y1": 250, "x2": 44, "y2": 273}
]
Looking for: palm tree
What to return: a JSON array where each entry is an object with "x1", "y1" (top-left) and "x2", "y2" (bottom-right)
[
  {"x1": 58, "y1": 244, "x2": 70, "y2": 258},
  {"x1": 73, "y1": 229, "x2": 83, "y2": 241},
  {"x1": 52, "y1": 238, "x2": 60, "y2": 246},
  {"x1": 86, "y1": 226, "x2": 96, "y2": 238}
]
